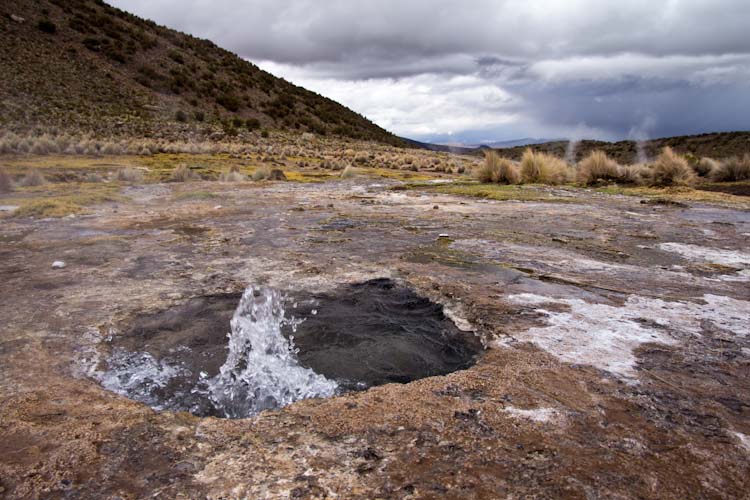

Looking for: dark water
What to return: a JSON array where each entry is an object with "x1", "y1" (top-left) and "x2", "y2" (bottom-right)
[
  {"x1": 286, "y1": 278, "x2": 483, "y2": 389},
  {"x1": 101, "y1": 279, "x2": 482, "y2": 416}
]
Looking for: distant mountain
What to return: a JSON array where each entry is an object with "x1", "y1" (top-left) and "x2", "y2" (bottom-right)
[
  {"x1": 471, "y1": 138, "x2": 561, "y2": 149},
  {"x1": 400, "y1": 137, "x2": 478, "y2": 154},
  {"x1": 0, "y1": 0, "x2": 406, "y2": 145}
]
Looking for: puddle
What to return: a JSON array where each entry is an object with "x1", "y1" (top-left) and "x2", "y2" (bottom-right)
[{"x1": 96, "y1": 279, "x2": 482, "y2": 418}]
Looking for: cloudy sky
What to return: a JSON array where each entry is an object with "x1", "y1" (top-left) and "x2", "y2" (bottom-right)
[{"x1": 111, "y1": 0, "x2": 750, "y2": 144}]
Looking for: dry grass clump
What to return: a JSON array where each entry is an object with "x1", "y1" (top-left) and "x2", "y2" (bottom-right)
[
  {"x1": 693, "y1": 157, "x2": 719, "y2": 177},
  {"x1": 19, "y1": 169, "x2": 46, "y2": 187},
  {"x1": 169, "y1": 165, "x2": 201, "y2": 182},
  {"x1": 0, "y1": 166, "x2": 12, "y2": 192},
  {"x1": 710, "y1": 154, "x2": 750, "y2": 182},
  {"x1": 520, "y1": 149, "x2": 572, "y2": 184},
  {"x1": 646, "y1": 147, "x2": 695, "y2": 187},
  {"x1": 619, "y1": 164, "x2": 648, "y2": 185},
  {"x1": 84, "y1": 172, "x2": 104, "y2": 183},
  {"x1": 476, "y1": 151, "x2": 520, "y2": 184},
  {"x1": 340, "y1": 166, "x2": 357, "y2": 179},
  {"x1": 576, "y1": 151, "x2": 621, "y2": 185},
  {"x1": 116, "y1": 167, "x2": 144, "y2": 183},
  {"x1": 219, "y1": 166, "x2": 247, "y2": 182},
  {"x1": 252, "y1": 166, "x2": 272, "y2": 181}
]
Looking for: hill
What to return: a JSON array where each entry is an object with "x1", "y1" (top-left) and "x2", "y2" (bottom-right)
[
  {"x1": 0, "y1": 0, "x2": 405, "y2": 146},
  {"x1": 488, "y1": 131, "x2": 750, "y2": 162}
]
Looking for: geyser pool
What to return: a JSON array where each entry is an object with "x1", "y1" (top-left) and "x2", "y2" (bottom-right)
[{"x1": 96, "y1": 279, "x2": 483, "y2": 418}]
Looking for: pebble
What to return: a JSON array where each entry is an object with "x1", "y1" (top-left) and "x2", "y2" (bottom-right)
[
  {"x1": 214, "y1": 205, "x2": 223, "y2": 210},
  {"x1": 52, "y1": 261, "x2": 66, "y2": 269}
]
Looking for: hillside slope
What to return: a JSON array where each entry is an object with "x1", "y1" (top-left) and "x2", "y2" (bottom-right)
[{"x1": 0, "y1": 0, "x2": 404, "y2": 145}]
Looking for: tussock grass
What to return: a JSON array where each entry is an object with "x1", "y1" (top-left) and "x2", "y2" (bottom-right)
[
  {"x1": 619, "y1": 164, "x2": 647, "y2": 185},
  {"x1": 19, "y1": 169, "x2": 46, "y2": 187},
  {"x1": 646, "y1": 147, "x2": 695, "y2": 187},
  {"x1": 340, "y1": 166, "x2": 357, "y2": 179},
  {"x1": 116, "y1": 167, "x2": 145, "y2": 183},
  {"x1": 710, "y1": 155, "x2": 750, "y2": 182},
  {"x1": 84, "y1": 172, "x2": 104, "y2": 183},
  {"x1": 219, "y1": 168, "x2": 247, "y2": 182},
  {"x1": 576, "y1": 151, "x2": 621, "y2": 185},
  {"x1": 252, "y1": 166, "x2": 272, "y2": 181},
  {"x1": 169, "y1": 165, "x2": 201, "y2": 182},
  {"x1": 476, "y1": 152, "x2": 521, "y2": 184},
  {"x1": 520, "y1": 149, "x2": 572, "y2": 184},
  {"x1": 693, "y1": 157, "x2": 719, "y2": 177}
]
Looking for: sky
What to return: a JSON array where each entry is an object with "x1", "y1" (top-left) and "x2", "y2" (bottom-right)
[{"x1": 110, "y1": 0, "x2": 750, "y2": 144}]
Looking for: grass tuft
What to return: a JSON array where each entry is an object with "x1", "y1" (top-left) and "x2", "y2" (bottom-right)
[
  {"x1": 520, "y1": 149, "x2": 572, "y2": 184},
  {"x1": 19, "y1": 169, "x2": 46, "y2": 187},
  {"x1": 647, "y1": 147, "x2": 695, "y2": 187},
  {"x1": 169, "y1": 165, "x2": 201, "y2": 182},
  {"x1": 116, "y1": 167, "x2": 145, "y2": 183},
  {"x1": 576, "y1": 150, "x2": 621, "y2": 185},
  {"x1": 710, "y1": 155, "x2": 750, "y2": 182},
  {"x1": 252, "y1": 166, "x2": 271, "y2": 181}
]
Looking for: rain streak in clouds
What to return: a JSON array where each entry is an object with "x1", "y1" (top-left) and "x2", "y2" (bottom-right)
[{"x1": 111, "y1": 0, "x2": 750, "y2": 143}]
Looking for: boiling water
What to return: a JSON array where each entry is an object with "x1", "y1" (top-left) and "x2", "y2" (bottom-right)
[{"x1": 97, "y1": 280, "x2": 481, "y2": 418}]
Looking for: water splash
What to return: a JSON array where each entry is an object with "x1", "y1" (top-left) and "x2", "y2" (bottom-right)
[
  {"x1": 97, "y1": 286, "x2": 338, "y2": 418},
  {"x1": 204, "y1": 286, "x2": 338, "y2": 418}
]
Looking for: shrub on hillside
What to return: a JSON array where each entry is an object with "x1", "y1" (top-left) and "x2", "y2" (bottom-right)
[
  {"x1": 710, "y1": 155, "x2": 750, "y2": 182},
  {"x1": 520, "y1": 149, "x2": 572, "y2": 184},
  {"x1": 576, "y1": 151, "x2": 621, "y2": 185},
  {"x1": 646, "y1": 147, "x2": 695, "y2": 187},
  {"x1": 175, "y1": 110, "x2": 188, "y2": 122},
  {"x1": 37, "y1": 19, "x2": 57, "y2": 34}
]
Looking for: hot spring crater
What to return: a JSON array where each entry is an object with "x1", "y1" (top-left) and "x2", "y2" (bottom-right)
[{"x1": 96, "y1": 278, "x2": 483, "y2": 418}]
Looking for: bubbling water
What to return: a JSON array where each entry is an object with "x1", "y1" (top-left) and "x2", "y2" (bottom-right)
[
  {"x1": 98, "y1": 286, "x2": 337, "y2": 418},
  {"x1": 204, "y1": 286, "x2": 338, "y2": 418}
]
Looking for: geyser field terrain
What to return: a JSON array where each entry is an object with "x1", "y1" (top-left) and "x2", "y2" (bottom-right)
[
  {"x1": 0, "y1": 140, "x2": 749, "y2": 498},
  {"x1": 1, "y1": 0, "x2": 750, "y2": 498}
]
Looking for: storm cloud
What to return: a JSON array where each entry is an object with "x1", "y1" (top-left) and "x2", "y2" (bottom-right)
[{"x1": 111, "y1": 0, "x2": 750, "y2": 142}]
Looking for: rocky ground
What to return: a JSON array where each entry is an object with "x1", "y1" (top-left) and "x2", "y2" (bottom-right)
[{"x1": 1, "y1": 167, "x2": 749, "y2": 499}]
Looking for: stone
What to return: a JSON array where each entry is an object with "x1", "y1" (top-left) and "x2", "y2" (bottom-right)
[{"x1": 52, "y1": 261, "x2": 66, "y2": 269}]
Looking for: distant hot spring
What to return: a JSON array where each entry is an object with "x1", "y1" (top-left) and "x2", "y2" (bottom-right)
[{"x1": 95, "y1": 279, "x2": 483, "y2": 418}]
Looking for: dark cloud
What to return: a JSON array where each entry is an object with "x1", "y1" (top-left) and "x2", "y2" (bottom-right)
[{"x1": 110, "y1": 0, "x2": 750, "y2": 141}]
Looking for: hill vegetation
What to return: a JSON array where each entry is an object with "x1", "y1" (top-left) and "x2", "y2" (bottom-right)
[
  {"x1": 0, "y1": 0, "x2": 405, "y2": 146},
  {"x1": 488, "y1": 131, "x2": 750, "y2": 163}
]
